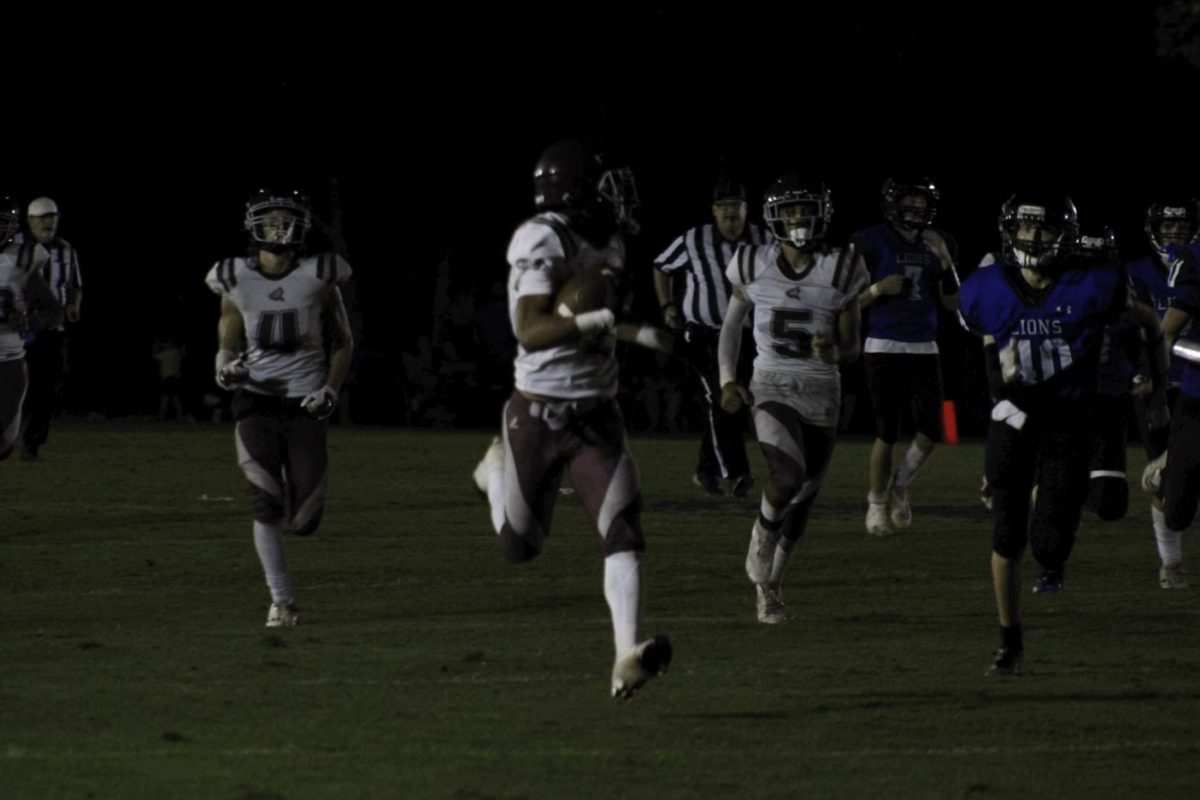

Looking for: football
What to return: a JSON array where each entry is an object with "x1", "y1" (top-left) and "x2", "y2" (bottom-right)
[{"x1": 555, "y1": 266, "x2": 621, "y2": 317}]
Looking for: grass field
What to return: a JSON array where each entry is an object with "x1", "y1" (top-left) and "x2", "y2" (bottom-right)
[{"x1": 2, "y1": 421, "x2": 1198, "y2": 799}]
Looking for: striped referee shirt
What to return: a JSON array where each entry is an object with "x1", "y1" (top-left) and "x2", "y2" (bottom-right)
[
  {"x1": 13, "y1": 232, "x2": 81, "y2": 330},
  {"x1": 654, "y1": 222, "x2": 769, "y2": 329}
]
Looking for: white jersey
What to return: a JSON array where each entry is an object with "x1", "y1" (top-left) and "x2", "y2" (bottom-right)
[
  {"x1": 206, "y1": 252, "x2": 352, "y2": 398},
  {"x1": 0, "y1": 240, "x2": 50, "y2": 362},
  {"x1": 727, "y1": 241, "x2": 869, "y2": 380},
  {"x1": 507, "y1": 212, "x2": 624, "y2": 399}
]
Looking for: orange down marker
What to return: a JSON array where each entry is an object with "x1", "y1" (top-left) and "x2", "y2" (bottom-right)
[{"x1": 942, "y1": 400, "x2": 959, "y2": 445}]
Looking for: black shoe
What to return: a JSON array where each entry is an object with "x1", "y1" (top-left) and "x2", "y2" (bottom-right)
[
  {"x1": 986, "y1": 646, "x2": 1023, "y2": 676},
  {"x1": 1032, "y1": 569, "x2": 1064, "y2": 593},
  {"x1": 692, "y1": 472, "x2": 722, "y2": 495},
  {"x1": 730, "y1": 474, "x2": 755, "y2": 498}
]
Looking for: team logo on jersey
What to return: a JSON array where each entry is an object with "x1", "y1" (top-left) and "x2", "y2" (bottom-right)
[
  {"x1": 268, "y1": 287, "x2": 285, "y2": 302},
  {"x1": 786, "y1": 286, "x2": 803, "y2": 300}
]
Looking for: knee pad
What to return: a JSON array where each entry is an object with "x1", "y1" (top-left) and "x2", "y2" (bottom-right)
[{"x1": 991, "y1": 523, "x2": 1027, "y2": 560}]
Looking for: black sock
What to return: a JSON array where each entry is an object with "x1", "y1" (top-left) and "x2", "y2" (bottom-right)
[{"x1": 1000, "y1": 623, "x2": 1023, "y2": 652}]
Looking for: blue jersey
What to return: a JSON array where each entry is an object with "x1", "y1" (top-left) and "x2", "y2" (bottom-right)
[
  {"x1": 960, "y1": 260, "x2": 1127, "y2": 404},
  {"x1": 1168, "y1": 245, "x2": 1200, "y2": 398},
  {"x1": 1127, "y1": 254, "x2": 1185, "y2": 387},
  {"x1": 852, "y1": 223, "x2": 958, "y2": 344}
]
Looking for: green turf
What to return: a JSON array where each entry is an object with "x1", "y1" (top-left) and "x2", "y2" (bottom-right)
[{"x1": 2, "y1": 422, "x2": 1198, "y2": 799}]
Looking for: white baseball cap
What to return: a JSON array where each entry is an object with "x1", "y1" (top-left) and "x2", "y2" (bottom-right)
[{"x1": 27, "y1": 197, "x2": 59, "y2": 217}]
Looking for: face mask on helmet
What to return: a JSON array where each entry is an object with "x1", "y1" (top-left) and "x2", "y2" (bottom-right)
[
  {"x1": 882, "y1": 178, "x2": 939, "y2": 231},
  {"x1": 1145, "y1": 199, "x2": 1199, "y2": 259},
  {"x1": 598, "y1": 167, "x2": 640, "y2": 234},
  {"x1": 245, "y1": 191, "x2": 312, "y2": 251},
  {"x1": 999, "y1": 194, "x2": 1078, "y2": 272},
  {"x1": 764, "y1": 178, "x2": 831, "y2": 248},
  {"x1": 0, "y1": 198, "x2": 18, "y2": 245}
]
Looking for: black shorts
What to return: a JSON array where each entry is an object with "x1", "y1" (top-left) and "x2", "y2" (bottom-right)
[{"x1": 864, "y1": 352, "x2": 944, "y2": 443}]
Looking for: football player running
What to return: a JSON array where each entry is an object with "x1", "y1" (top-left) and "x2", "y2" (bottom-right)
[
  {"x1": 0, "y1": 198, "x2": 51, "y2": 460},
  {"x1": 718, "y1": 174, "x2": 869, "y2": 624},
  {"x1": 959, "y1": 191, "x2": 1169, "y2": 676},
  {"x1": 471, "y1": 140, "x2": 673, "y2": 700},
  {"x1": 852, "y1": 177, "x2": 960, "y2": 536},
  {"x1": 206, "y1": 190, "x2": 353, "y2": 628},
  {"x1": 1129, "y1": 199, "x2": 1196, "y2": 588},
  {"x1": 1142, "y1": 200, "x2": 1200, "y2": 588}
]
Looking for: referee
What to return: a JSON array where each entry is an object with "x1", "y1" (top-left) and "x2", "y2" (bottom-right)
[{"x1": 653, "y1": 178, "x2": 768, "y2": 496}]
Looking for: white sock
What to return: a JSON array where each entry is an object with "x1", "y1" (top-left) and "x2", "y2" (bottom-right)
[
  {"x1": 604, "y1": 551, "x2": 642, "y2": 657},
  {"x1": 768, "y1": 536, "x2": 799, "y2": 586},
  {"x1": 868, "y1": 491, "x2": 888, "y2": 506},
  {"x1": 760, "y1": 494, "x2": 787, "y2": 528},
  {"x1": 253, "y1": 521, "x2": 293, "y2": 604},
  {"x1": 487, "y1": 470, "x2": 505, "y2": 534},
  {"x1": 1152, "y1": 505, "x2": 1183, "y2": 565},
  {"x1": 895, "y1": 442, "x2": 932, "y2": 490}
]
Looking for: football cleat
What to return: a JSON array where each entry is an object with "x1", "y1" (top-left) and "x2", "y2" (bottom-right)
[
  {"x1": 866, "y1": 501, "x2": 892, "y2": 536},
  {"x1": 266, "y1": 601, "x2": 299, "y2": 628},
  {"x1": 888, "y1": 475, "x2": 912, "y2": 530},
  {"x1": 745, "y1": 519, "x2": 780, "y2": 584},
  {"x1": 1141, "y1": 451, "x2": 1168, "y2": 494},
  {"x1": 1032, "y1": 569, "x2": 1064, "y2": 593},
  {"x1": 1160, "y1": 561, "x2": 1189, "y2": 590},
  {"x1": 756, "y1": 584, "x2": 787, "y2": 624},
  {"x1": 692, "y1": 472, "x2": 723, "y2": 496},
  {"x1": 730, "y1": 474, "x2": 755, "y2": 499},
  {"x1": 472, "y1": 436, "x2": 504, "y2": 500},
  {"x1": 611, "y1": 635, "x2": 672, "y2": 700},
  {"x1": 986, "y1": 646, "x2": 1023, "y2": 677}
]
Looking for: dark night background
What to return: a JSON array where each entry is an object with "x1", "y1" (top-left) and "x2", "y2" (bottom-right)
[{"x1": 8, "y1": 4, "x2": 1199, "y2": 431}]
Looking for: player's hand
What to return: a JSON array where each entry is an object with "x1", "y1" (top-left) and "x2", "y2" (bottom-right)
[
  {"x1": 662, "y1": 304, "x2": 684, "y2": 331},
  {"x1": 812, "y1": 334, "x2": 840, "y2": 365},
  {"x1": 302, "y1": 385, "x2": 339, "y2": 419},
  {"x1": 921, "y1": 229, "x2": 954, "y2": 268},
  {"x1": 721, "y1": 382, "x2": 752, "y2": 414},
  {"x1": 215, "y1": 350, "x2": 249, "y2": 390},
  {"x1": 874, "y1": 273, "x2": 905, "y2": 297},
  {"x1": 622, "y1": 324, "x2": 676, "y2": 354}
]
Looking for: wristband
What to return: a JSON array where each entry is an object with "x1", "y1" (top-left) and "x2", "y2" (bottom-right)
[{"x1": 575, "y1": 309, "x2": 615, "y2": 335}]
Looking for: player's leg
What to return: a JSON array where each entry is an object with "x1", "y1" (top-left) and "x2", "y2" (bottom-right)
[
  {"x1": 889, "y1": 355, "x2": 944, "y2": 529},
  {"x1": 1028, "y1": 414, "x2": 1091, "y2": 593},
  {"x1": 491, "y1": 394, "x2": 567, "y2": 564},
  {"x1": 1085, "y1": 394, "x2": 1129, "y2": 522},
  {"x1": 20, "y1": 330, "x2": 62, "y2": 459},
  {"x1": 233, "y1": 392, "x2": 295, "y2": 625},
  {"x1": 1161, "y1": 395, "x2": 1200, "y2": 586},
  {"x1": 0, "y1": 360, "x2": 28, "y2": 461},
  {"x1": 283, "y1": 411, "x2": 330, "y2": 536},
  {"x1": 566, "y1": 400, "x2": 669, "y2": 699},
  {"x1": 986, "y1": 420, "x2": 1036, "y2": 675},
  {"x1": 864, "y1": 353, "x2": 897, "y2": 535}
]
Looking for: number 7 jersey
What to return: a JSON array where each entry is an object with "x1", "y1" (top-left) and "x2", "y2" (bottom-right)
[
  {"x1": 725, "y1": 242, "x2": 868, "y2": 378},
  {"x1": 206, "y1": 253, "x2": 352, "y2": 398}
]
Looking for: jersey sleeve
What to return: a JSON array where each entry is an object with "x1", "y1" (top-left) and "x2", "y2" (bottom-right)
[
  {"x1": 507, "y1": 219, "x2": 566, "y2": 298},
  {"x1": 1169, "y1": 248, "x2": 1200, "y2": 317},
  {"x1": 724, "y1": 244, "x2": 757, "y2": 288},
  {"x1": 205, "y1": 258, "x2": 238, "y2": 296},
  {"x1": 653, "y1": 231, "x2": 689, "y2": 274},
  {"x1": 849, "y1": 230, "x2": 881, "y2": 276}
]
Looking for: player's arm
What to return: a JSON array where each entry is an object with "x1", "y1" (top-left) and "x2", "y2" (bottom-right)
[
  {"x1": 323, "y1": 286, "x2": 354, "y2": 392},
  {"x1": 66, "y1": 287, "x2": 82, "y2": 323},
  {"x1": 851, "y1": 240, "x2": 903, "y2": 308},
  {"x1": 718, "y1": 286, "x2": 753, "y2": 413},
  {"x1": 922, "y1": 229, "x2": 961, "y2": 312},
  {"x1": 215, "y1": 296, "x2": 248, "y2": 389},
  {"x1": 514, "y1": 293, "x2": 613, "y2": 352},
  {"x1": 815, "y1": 301, "x2": 861, "y2": 365}
]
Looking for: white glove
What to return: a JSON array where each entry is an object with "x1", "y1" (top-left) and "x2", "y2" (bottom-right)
[
  {"x1": 991, "y1": 399, "x2": 1028, "y2": 431},
  {"x1": 998, "y1": 342, "x2": 1022, "y2": 384},
  {"x1": 302, "y1": 385, "x2": 339, "y2": 419},
  {"x1": 215, "y1": 349, "x2": 249, "y2": 390}
]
